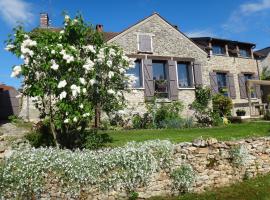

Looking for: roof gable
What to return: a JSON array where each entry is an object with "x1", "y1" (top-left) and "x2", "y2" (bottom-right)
[{"x1": 107, "y1": 13, "x2": 207, "y2": 55}]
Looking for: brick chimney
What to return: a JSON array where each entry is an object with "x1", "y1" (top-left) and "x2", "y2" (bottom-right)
[
  {"x1": 96, "y1": 24, "x2": 103, "y2": 32},
  {"x1": 40, "y1": 13, "x2": 49, "y2": 28}
]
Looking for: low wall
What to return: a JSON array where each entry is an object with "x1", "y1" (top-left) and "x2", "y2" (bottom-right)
[{"x1": 39, "y1": 137, "x2": 270, "y2": 200}]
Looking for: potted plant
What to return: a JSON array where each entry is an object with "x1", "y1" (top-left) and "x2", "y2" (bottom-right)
[
  {"x1": 236, "y1": 109, "x2": 246, "y2": 116},
  {"x1": 155, "y1": 79, "x2": 168, "y2": 92}
]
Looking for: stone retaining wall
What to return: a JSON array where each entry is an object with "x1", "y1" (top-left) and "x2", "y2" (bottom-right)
[{"x1": 40, "y1": 137, "x2": 270, "y2": 200}]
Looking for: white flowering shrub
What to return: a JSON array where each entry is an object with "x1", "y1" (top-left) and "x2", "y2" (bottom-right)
[
  {"x1": 5, "y1": 15, "x2": 135, "y2": 147},
  {"x1": 171, "y1": 164, "x2": 196, "y2": 193},
  {"x1": 229, "y1": 144, "x2": 250, "y2": 167},
  {"x1": 0, "y1": 140, "x2": 174, "y2": 199}
]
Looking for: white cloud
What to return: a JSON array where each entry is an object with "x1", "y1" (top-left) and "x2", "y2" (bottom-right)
[
  {"x1": 0, "y1": 0, "x2": 33, "y2": 26},
  {"x1": 241, "y1": 0, "x2": 270, "y2": 14},
  {"x1": 223, "y1": 0, "x2": 270, "y2": 33},
  {"x1": 185, "y1": 29, "x2": 215, "y2": 38}
]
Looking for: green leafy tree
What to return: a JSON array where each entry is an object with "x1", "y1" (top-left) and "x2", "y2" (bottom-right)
[
  {"x1": 212, "y1": 94, "x2": 233, "y2": 117},
  {"x1": 5, "y1": 14, "x2": 135, "y2": 148}
]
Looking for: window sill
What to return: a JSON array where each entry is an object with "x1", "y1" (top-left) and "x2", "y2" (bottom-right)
[
  {"x1": 155, "y1": 98, "x2": 172, "y2": 103},
  {"x1": 237, "y1": 56, "x2": 253, "y2": 59},
  {"x1": 212, "y1": 54, "x2": 227, "y2": 57},
  {"x1": 130, "y1": 88, "x2": 144, "y2": 90},
  {"x1": 178, "y1": 87, "x2": 195, "y2": 90}
]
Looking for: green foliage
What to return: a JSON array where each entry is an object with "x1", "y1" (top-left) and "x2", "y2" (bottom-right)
[
  {"x1": 7, "y1": 115, "x2": 21, "y2": 123},
  {"x1": 229, "y1": 145, "x2": 250, "y2": 167},
  {"x1": 160, "y1": 117, "x2": 194, "y2": 129},
  {"x1": 132, "y1": 113, "x2": 152, "y2": 129},
  {"x1": 190, "y1": 87, "x2": 215, "y2": 126},
  {"x1": 147, "y1": 101, "x2": 184, "y2": 128},
  {"x1": 128, "y1": 191, "x2": 139, "y2": 200},
  {"x1": 264, "y1": 110, "x2": 270, "y2": 120},
  {"x1": 171, "y1": 164, "x2": 196, "y2": 193},
  {"x1": 81, "y1": 130, "x2": 112, "y2": 150},
  {"x1": 212, "y1": 94, "x2": 233, "y2": 117},
  {"x1": 260, "y1": 66, "x2": 270, "y2": 80},
  {"x1": 25, "y1": 120, "x2": 55, "y2": 147},
  {"x1": 0, "y1": 140, "x2": 174, "y2": 198}
]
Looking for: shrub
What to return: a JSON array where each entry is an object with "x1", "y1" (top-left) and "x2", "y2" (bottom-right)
[
  {"x1": 264, "y1": 110, "x2": 270, "y2": 120},
  {"x1": 159, "y1": 117, "x2": 194, "y2": 129},
  {"x1": 236, "y1": 109, "x2": 246, "y2": 116},
  {"x1": 131, "y1": 113, "x2": 152, "y2": 129},
  {"x1": 190, "y1": 87, "x2": 215, "y2": 126},
  {"x1": 147, "y1": 101, "x2": 184, "y2": 128},
  {"x1": 212, "y1": 94, "x2": 233, "y2": 117},
  {"x1": 229, "y1": 145, "x2": 250, "y2": 167},
  {"x1": 81, "y1": 130, "x2": 112, "y2": 150},
  {"x1": 0, "y1": 140, "x2": 174, "y2": 199},
  {"x1": 25, "y1": 121, "x2": 55, "y2": 147},
  {"x1": 171, "y1": 164, "x2": 196, "y2": 193}
]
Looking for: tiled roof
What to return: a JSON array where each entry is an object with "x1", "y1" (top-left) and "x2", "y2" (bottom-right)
[
  {"x1": 254, "y1": 47, "x2": 270, "y2": 57},
  {"x1": 103, "y1": 32, "x2": 119, "y2": 41}
]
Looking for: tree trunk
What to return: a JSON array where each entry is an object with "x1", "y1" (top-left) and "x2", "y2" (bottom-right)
[
  {"x1": 49, "y1": 94, "x2": 60, "y2": 148},
  {"x1": 94, "y1": 103, "x2": 101, "y2": 128},
  {"x1": 50, "y1": 120, "x2": 59, "y2": 148}
]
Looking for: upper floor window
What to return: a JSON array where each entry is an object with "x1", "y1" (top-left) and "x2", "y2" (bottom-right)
[
  {"x1": 126, "y1": 60, "x2": 143, "y2": 88},
  {"x1": 216, "y1": 72, "x2": 229, "y2": 96},
  {"x1": 137, "y1": 34, "x2": 153, "y2": 53},
  {"x1": 177, "y1": 63, "x2": 192, "y2": 87},
  {"x1": 212, "y1": 45, "x2": 225, "y2": 55},
  {"x1": 239, "y1": 48, "x2": 251, "y2": 58}
]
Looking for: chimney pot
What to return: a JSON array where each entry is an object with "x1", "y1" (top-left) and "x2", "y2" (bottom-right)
[
  {"x1": 96, "y1": 24, "x2": 103, "y2": 32},
  {"x1": 40, "y1": 13, "x2": 49, "y2": 28}
]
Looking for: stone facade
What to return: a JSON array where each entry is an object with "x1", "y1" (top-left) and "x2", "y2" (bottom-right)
[
  {"x1": 109, "y1": 13, "x2": 262, "y2": 117},
  {"x1": 40, "y1": 137, "x2": 270, "y2": 199},
  {"x1": 206, "y1": 55, "x2": 261, "y2": 115}
]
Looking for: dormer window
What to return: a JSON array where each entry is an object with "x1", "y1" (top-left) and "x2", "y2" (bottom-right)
[
  {"x1": 239, "y1": 48, "x2": 251, "y2": 58},
  {"x1": 212, "y1": 45, "x2": 225, "y2": 55},
  {"x1": 137, "y1": 34, "x2": 153, "y2": 53}
]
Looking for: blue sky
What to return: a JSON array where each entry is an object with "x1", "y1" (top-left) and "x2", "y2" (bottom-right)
[{"x1": 0, "y1": 0, "x2": 270, "y2": 88}]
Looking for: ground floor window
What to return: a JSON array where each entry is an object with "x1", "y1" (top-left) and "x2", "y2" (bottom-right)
[
  {"x1": 126, "y1": 60, "x2": 142, "y2": 88},
  {"x1": 152, "y1": 60, "x2": 168, "y2": 98},
  {"x1": 244, "y1": 73, "x2": 256, "y2": 98},
  {"x1": 177, "y1": 62, "x2": 192, "y2": 87},
  {"x1": 217, "y1": 72, "x2": 229, "y2": 96}
]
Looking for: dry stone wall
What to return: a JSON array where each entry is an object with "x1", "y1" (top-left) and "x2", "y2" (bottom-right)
[{"x1": 41, "y1": 137, "x2": 270, "y2": 200}]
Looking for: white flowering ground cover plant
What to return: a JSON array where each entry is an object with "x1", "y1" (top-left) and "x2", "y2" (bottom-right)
[
  {"x1": 0, "y1": 140, "x2": 174, "y2": 199},
  {"x1": 5, "y1": 14, "x2": 136, "y2": 147},
  {"x1": 229, "y1": 144, "x2": 251, "y2": 167}
]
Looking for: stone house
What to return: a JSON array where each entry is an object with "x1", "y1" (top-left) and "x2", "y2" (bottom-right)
[
  {"x1": 21, "y1": 13, "x2": 263, "y2": 122},
  {"x1": 102, "y1": 13, "x2": 262, "y2": 116}
]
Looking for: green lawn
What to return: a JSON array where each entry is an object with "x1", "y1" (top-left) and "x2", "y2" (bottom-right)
[
  {"x1": 106, "y1": 122, "x2": 270, "y2": 147},
  {"x1": 148, "y1": 173, "x2": 270, "y2": 200}
]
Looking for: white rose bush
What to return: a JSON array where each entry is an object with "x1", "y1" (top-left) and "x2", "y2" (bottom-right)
[{"x1": 6, "y1": 15, "x2": 135, "y2": 147}]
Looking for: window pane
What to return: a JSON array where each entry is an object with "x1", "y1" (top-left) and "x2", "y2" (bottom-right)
[
  {"x1": 126, "y1": 60, "x2": 142, "y2": 88},
  {"x1": 153, "y1": 61, "x2": 166, "y2": 80},
  {"x1": 216, "y1": 73, "x2": 228, "y2": 96},
  {"x1": 244, "y1": 74, "x2": 256, "y2": 98},
  {"x1": 177, "y1": 63, "x2": 191, "y2": 87},
  {"x1": 212, "y1": 45, "x2": 225, "y2": 55},
  {"x1": 239, "y1": 49, "x2": 250, "y2": 57}
]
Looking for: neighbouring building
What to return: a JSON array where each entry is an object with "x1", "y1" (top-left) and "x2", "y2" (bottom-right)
[
  {"x1": 0, "y1": 84, "x2": 20, "y2": 120},
  {"x1": 254, "y1": 47, "x2": 270, "y2": 104},
  {"x1": 104, "y1": 13, "x2": 262, "y2": 116}
]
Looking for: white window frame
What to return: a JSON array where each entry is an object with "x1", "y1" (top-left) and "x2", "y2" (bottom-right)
[
  {"x1": 127, "y1": 58, "x2": 145, "y2": 90},
  {"x1": 176, "y1": 61, "x2": 195, "y2": 90}
]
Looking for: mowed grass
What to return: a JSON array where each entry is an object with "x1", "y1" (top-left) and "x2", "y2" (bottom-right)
[
  {"x1": 106, "y1": 122, "x2": 270, "y2": 147},
  {"x1": 148, "y1": 173, "x2": 270, "y2": 200}
]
